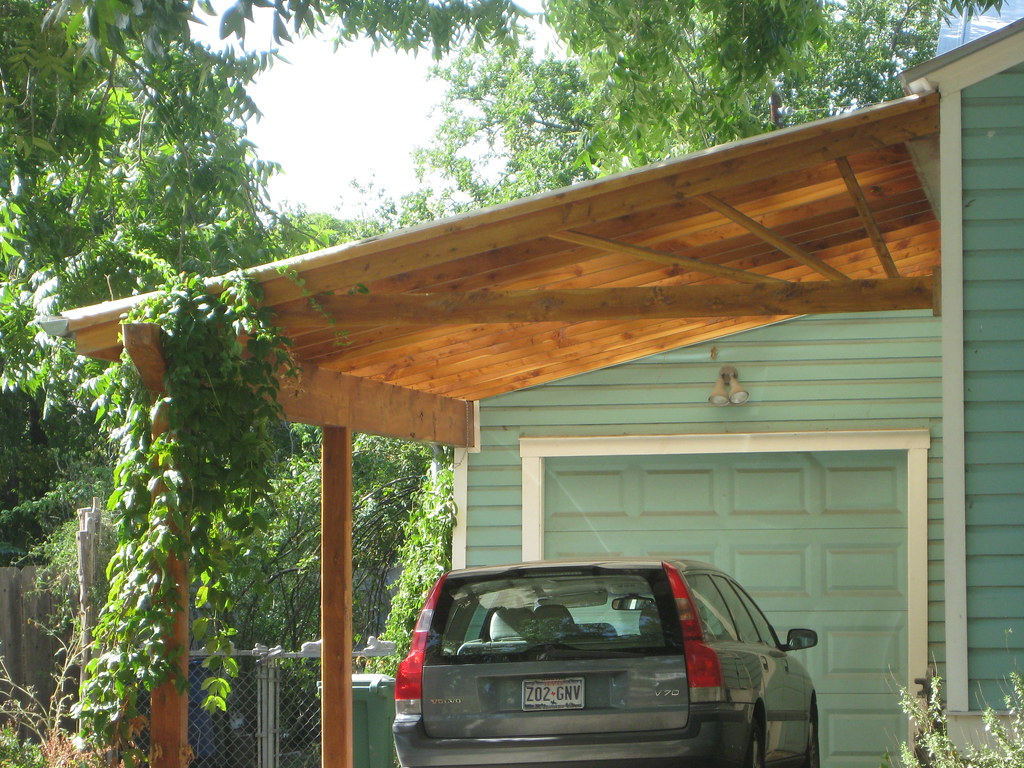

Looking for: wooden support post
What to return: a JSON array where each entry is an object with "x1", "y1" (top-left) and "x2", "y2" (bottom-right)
[
  {"x1": 122, "y1": 323, "x2": 190, "y2": 768},
  {"x1": 148, "y1": 535, "x2": 190, "y2": 768},
  {"x1": 321, "y1": 426, "x2": 353, "y2": 768},
  {"x1": 77, "y1": 498, "x2": 101, "y2": 704}
]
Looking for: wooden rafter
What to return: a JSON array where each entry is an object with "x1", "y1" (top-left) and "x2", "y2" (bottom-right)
[
  {"x1": 238, "y1": 94, "x2": 936, "y2": 307},
  {"x1": 549, "y1": 230, "x2": 787, "y2": 283},
  {"x1": 835, "y1": 157, "x2": 901, "y2": 278},
  {"x1": 275, "y1": 277, "x2": 934, "y2": 330},
  {"x1": 695, "y1": 194, "x2": 851, "y2": 281}
]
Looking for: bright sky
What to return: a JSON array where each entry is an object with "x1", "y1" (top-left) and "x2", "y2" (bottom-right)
[
  {"x1": 191, "y1": 14, "x2": 448, "y2": 215},
  {"x1": 192, "y1": 4, "x2": 551, "y2": 217},
  {"x1": 244, "y1": 39, "x2": 447, "y2": 214}
]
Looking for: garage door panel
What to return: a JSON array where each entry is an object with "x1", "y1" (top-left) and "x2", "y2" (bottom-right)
[
  {"x1": 544, "y1": 450, "x2": 908, "y2": 768},
  {"x1": 547, "y1": 469, "x2": 627, "y2": 516},
  {"x1": 733, "y1": 547, "x2": 810, "y2": 589},
  {"x1": 770, "y1": 611, "x2": 906, "y2": 695},
  {"x1": 824, "y1": 465, "x2": 904, "y2": 514},
  {"x1": 733, "y1": 467, "x2": 807, "y2": 514},
  {"x1": 641, "y1": 468, "x2": 716, "y2": 514},
  {"x1": 820, "y1": 693, "x2": 906, "y2": 768},
  {"x1": 824, "y1": 545, "x2": 904, "y2": 599},
  {"x1": 544, "y1": 529, "x2": 721, "y2": 562}
]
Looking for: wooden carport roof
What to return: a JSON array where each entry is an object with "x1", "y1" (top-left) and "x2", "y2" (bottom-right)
[
  {"x1": 48, "y1": 91, "x2": 942, "y2": 768},
  {"x1": 55, "y1": 92, "x2": 941, "y2": 448}
]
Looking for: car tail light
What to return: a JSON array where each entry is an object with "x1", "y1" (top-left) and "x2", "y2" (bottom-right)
[
  {"x1": 395, "y1": 573, "x2": 447, "y2": 717},
  {"x1": 663, "y1": 562, "x2": 723, "y2": 703}
]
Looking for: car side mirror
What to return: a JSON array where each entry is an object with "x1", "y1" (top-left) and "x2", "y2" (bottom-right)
[{"x1": 785, "y1": 628, "x2": 818, "y2": 651}]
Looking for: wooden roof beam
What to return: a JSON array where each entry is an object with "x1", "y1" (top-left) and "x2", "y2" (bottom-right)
[
  {"x1": 60, "y1": 324, "x2": 473, "y2": 445},
  {"x1": 549, "y1": 230, "x2": 787, "y2": 284},
  {"x1": 695, "y1": 194, "x2": 852, "y2": 281},
  {"x1": 122, "y1": 323, "x2": 167, "y2": 392},
  {"x1": 836, "y1": 157, "x2": 901, "y2": 278},
  {"x1": 275, "y1": 277, "x2": 934, "y2": 330},
  {"x1": 280, "y1": 363, "x2": 474, "y2": 447}
]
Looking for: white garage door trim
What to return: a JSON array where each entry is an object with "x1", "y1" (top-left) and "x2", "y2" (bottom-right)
[{"x1": 518, "y1": 429, "x2": 931, "y2": 696}]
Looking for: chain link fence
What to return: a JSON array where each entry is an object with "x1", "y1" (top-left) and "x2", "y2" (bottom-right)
[{"x1": 188, "y1": 639, "x2": 395, "y2": 768}]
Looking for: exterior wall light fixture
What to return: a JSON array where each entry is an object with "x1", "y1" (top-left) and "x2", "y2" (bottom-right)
[{"x1": 709, "y1": 365, "x2": 749, "y2": 406}]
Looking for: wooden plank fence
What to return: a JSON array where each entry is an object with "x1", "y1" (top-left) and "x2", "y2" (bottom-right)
[{"x1": 0, "y1": 566, "x2": 62, "y2": 733}]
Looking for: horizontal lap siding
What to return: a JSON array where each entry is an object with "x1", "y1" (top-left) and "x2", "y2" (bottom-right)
[
  {"x1": 469, "y1": 310, "x2": 944, "y2": 660},
  {"x1": 961, "y1": 62, "x2": 1024, "y2": 708}
]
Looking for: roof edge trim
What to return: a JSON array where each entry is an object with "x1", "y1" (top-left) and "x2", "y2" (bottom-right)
[{"x1": 902, "y1": 15, "x2": 1024, "y2": 95}]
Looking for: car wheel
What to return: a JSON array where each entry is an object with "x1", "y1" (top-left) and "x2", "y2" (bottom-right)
[
  {"x1": 802, "y1": 711, "x2": 820, "y2": 768},
  {"x1": 744, "y1": 722, "x2": 765, "y2": 768}
]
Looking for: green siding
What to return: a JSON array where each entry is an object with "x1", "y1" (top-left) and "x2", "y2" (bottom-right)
[
  {"x1": 961, "y1": 61, "x2": 1024, "y2": 708},
  {"x1": 469, "y1": 309, "x2": 945, "y2": 662}
]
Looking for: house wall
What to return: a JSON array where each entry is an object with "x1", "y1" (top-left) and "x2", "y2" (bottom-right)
[
  {"x1": 467, "y1": 309, "x2": 946, "y2": 660},
  {"x1": 960, "y1": 61, "x2": 1024, "y2": 707}
]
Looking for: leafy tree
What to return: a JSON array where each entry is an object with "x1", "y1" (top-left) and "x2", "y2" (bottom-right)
[
  {"x1": 366, "y1": 0, "x2": 944, "y2": 224},
  {"x1": 0, "y1": 0, "x2": 286, "y2": 563},
  {"x1": 1, "y1": 0, "x2": 280, "y2": 380},
  {"x1": 226, "y1": 428, "x2": 439, "y2": 650},
  {"x1": 43, "y1": 0, "x2": 525, "y2": 64},
  {"x1": 42, "y1": 0, "x2": 997, "y2": 171},
  {"x1": 778, "y1": 0, "x2": 940, "y2": 125},
  {"x1": 414, "y1": 43, "x2": 600, "y2": 209}
]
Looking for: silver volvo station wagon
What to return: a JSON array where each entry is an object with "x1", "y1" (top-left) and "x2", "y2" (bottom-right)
[{"x1": 393, "y1": 559, "x2": 819, "y2": 768}]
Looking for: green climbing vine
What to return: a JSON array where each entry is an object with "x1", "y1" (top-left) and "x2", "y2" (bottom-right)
[
  {"x1": 76, "y1": 273, "x2": 293, "y2": 763},
  {"x1": 368, "y1": 457, "x2": 455, "y2": 676}
]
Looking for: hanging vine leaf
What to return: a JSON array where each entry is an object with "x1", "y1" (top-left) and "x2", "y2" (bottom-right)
[{"x1": 76, "y1": 272, "x2": 293, "y2": 763}]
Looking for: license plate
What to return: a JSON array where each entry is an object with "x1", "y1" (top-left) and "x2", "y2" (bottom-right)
[{"x1": 522, "y1": 677, "x2": 585, "y2": 711}]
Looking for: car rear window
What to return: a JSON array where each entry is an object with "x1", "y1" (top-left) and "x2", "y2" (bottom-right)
[{"x1": 426, "y1": 566, "x2": 683, "y2": 663}]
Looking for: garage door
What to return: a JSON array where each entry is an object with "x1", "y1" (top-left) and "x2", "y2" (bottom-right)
[{"x1": 543, "y1": 450, "x2": 908, "y2": 768}]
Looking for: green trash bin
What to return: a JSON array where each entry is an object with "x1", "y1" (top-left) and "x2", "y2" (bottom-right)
[{"x1": 351, "y1": 674, "x2": 396, "y2": 768}]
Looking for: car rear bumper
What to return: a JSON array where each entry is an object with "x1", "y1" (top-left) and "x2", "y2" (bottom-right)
[{"x1": 393, "y1": 705, "x2": 748, "y2": 768}]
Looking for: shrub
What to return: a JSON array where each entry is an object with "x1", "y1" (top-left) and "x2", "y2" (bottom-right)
[
  {"x1": 0, "y1": 725, "x2": 45, "y2": 768},
  {"x1": 900, "y1": 672, "x2": 1024, "y2": 768}
]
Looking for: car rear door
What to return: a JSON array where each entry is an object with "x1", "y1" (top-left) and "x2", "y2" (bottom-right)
[{"x1": 713, "y1": 575, "x2": 808, "y2": 760}]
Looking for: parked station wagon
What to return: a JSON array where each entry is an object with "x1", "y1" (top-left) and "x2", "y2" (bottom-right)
[{"x1": 393, "y1": 559, "x2": 819, "y2": 768}]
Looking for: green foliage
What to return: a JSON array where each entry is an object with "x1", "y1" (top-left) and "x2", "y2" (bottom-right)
[
  {"x1": 778, "y1": 0, "x2": 940, "y2": 125},
  {"x1": 37, "y1": 0, "x2": 1005, "y2": 175},
  {"x1": 1, "y1": 0, "x2": 282, "y2": 394},
  {"x1": 1, "y1": 0, "x2": 290, "y2": 572},
  {"x1": 383, "y1": 3, "x2": 944, "y2": 220},
  {"x1": 0, "y1": 726, "x2": 45, "y2": 768},
  {"x1": 226, "y1": 436, "x2": 324, "y2": 650},
  {"x1": 76, "y1": 273, "x2": 292, "y2": 759},
  {"x1": 899, "y1": 673, "x2": 1024, "y2": 768},
  {"x1": 226, "y1": 431, "x2": 438, "y2": 650},
  {"x1": 44, "y1": 0, "x2": 524, "y2": 63},
  {"x1": 413, "y1": 43, "x2": 600, "y2": 210},
  {"x1": 0, "y1": 387, "x2": 113, "y2": 565},
  {"x1": 368, "y1": 461, "x2": 454, "y2": 676},
  {"x1": 547, "y1": 0, "x2": 824, "y2": 161}
]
